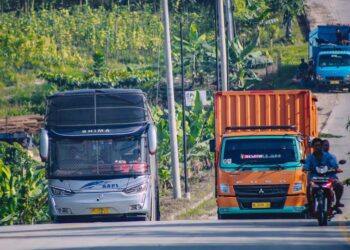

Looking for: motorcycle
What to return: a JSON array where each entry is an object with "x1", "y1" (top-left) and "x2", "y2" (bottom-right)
[{"x1": 307, "y1": 160, "x2": 346, "y2": 226}]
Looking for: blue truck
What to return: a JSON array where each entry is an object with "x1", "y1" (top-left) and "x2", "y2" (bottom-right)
[{"x1": 309, "y1": 25, "x2": 350, "y2": 91}]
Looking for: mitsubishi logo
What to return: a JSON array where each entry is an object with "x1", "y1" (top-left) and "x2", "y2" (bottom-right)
[{"x1": 258, "y1": 188, "x2": 264, "y2": 195}]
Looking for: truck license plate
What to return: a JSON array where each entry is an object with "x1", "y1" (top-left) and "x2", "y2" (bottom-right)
[
  {"x1": 252, "y1": 202, "x2": 271, "y2": 209},
  {"x1": 330, "y1": 80, "x2": 339, "y2": 84},
  {"x1": 91, "y1": 208, "x2": 110, "y2": 215}
]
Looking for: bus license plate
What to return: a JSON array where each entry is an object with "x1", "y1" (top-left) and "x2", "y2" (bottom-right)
[
  {"x1": 330, "y1": 80, "x2": 339, "y2": 85},
  {"x1": 91, "y1": 208, "x2": 110, "y2": 215},
  {"x1": 252, "y1": 202, "x2": 271, "y2": 209}
]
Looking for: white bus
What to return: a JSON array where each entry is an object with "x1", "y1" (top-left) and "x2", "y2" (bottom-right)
[{"x1": 40, "y1": 89, "x2": 159, "y2": 222}]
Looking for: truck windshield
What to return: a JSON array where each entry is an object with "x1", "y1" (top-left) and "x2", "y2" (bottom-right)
[
  {"x1": 318, "y1": 54, "x2": 350, "y2": 67},
  {"x1": 49, "y1": 137, "x2": 148, "y2": 178},
  {"x1": 221, "y1": 138, "x2": 298, "y2": 167}
]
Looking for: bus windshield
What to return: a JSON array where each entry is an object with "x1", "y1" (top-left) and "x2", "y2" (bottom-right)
[
  {"x1": 49, "y1": 137, "x2": 148, "y2": 178},
  {"x1": 221, "y1": 138, "x2": 298, "y2": 168},
  {"x1": 318, "y1": 54, "x2": 350, "y2": 67}
]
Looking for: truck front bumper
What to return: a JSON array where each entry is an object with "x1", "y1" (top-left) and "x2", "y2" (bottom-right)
[
  {"x1": 217, "y1": 195, "x2": 307, "y2": 214},
  {"x1": 317, "y1": 79, "x2": 350, "y2": 89}
]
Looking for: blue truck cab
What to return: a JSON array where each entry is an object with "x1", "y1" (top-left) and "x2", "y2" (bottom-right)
[{"x1": 309, "y1": 25, "x2": 350, "y2": 90}]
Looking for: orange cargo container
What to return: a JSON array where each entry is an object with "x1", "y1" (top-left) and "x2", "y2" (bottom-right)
[{"x1": 211, "y1": 90, "x2": 318, "y2": 218}]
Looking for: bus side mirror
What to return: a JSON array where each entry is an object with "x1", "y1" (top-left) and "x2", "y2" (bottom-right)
[
  {"x1": 209, "y1": 139, "x2": 215, "y2": 152},
  {"x1": 40, "y1": 128, "x2": 49, "y2": 162},
  {"x1": 148, "y1": 124, "x2": 157, "y2": 155}
]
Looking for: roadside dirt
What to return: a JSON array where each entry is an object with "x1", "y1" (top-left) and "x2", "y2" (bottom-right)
[
  {"x1": 314, "y1": 93, "x2": 339, "y2": 132},
  {"x1": 159, "y1": 169, "x2": 215, "y2": 220},
  {"x1": 306, "y1": 0, "x2": 337, "y2": 29}
]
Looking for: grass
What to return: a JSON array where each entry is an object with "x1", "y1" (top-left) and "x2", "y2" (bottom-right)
[
  {"x1": 319, "y1": 133, "x2": 343, "y2": 138},
  {"x1": 159, "y1": 170, "x2": 215, "y2": 220},
  {"x1": 257, "y1": 17, "x2": 308, "y2": 90},
  {"x1": 176, "y1": 197, "x2": 216, "y2": 220}
]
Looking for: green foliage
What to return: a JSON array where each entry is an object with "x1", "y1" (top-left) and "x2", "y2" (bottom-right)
[
  {"x1": 93, "y1": 51, "x2": 106, "y2": 77},
  {"x1": 152, "y1": 92, "x2": 214, "y2": 188},
  {"x1": 39, "y1": 67, "x2": 157, "y2": 92},
  {"x1": 0, "y1": 142, "x2": 49, "y2": 225},
  {"x1": 227, "y1": 32, "x2": 262, "y2": 89},
  {"x1": 173, "y1": 23, "x2": 215, "y2": 87}
]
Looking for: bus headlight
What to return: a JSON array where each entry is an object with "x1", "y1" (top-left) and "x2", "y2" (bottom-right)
[
  {"x1": 50, "y1": 186, "x2": 74, "y2": 196},
  {"x1": 124, "y1": 182, "x2": 148, "y2": 194},
  {"x1": 220, "y1": 184, "x2": 230, "y2": 194}
]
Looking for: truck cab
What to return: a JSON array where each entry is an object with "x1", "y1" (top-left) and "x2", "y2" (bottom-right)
[
  {"x1": 217, "y1": 130, "x2": 307, "y2": 216},
  {"x1": 309, "y1": 25, "x2": 350, "y2": 90},
  {"x1": 316, "y1": 50, "x2": 350, "y2": 86}
]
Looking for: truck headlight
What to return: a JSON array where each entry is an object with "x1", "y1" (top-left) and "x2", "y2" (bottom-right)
[
  {"x1": 293, "y1": 182, "x2": 303, "y2": 192},
  {"x1": 50, "y1": 186, "x2": 74, "y2": 196},
  {"x1": 124, "y1": 182, "x2": 148, "y2": 194},
  {"x1": 316, "y1": 74, "x2": 325, "y2": 81},
  {"x1": 220, "y1": 184, "x2": 230, "y2": 194}
]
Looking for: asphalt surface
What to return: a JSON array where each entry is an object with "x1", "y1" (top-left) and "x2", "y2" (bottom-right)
[
  {"x1": 0, "y1": 93, "x2": 350, "y2": 249},
  {"x1": 319, "y1": 92, "x2": 350, "y2": 228},
  {"x1": 0, "y1": 219, "x2": 349, "y2": 250},
  {"x1": 307, "y1": 0, "x2": 350, "y2": 28}
]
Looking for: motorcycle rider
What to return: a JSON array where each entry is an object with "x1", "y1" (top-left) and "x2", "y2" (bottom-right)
[
  {"x1": 304, "y1": 138, "x2": 343, "y2": 214},
  {"x1": 321, "y1": 139, "x2": 344, "y2": 211}
]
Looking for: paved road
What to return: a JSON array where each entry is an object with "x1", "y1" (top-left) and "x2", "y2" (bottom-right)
[
  {"x1": 319, "y1": 92, "x2": 350, "y2": 226},
  {"x1": 307, "y1": 0, "x2": 350, "y2": 28},
  {"x1": 1, "y1": 93, "x2": 350, "y2": 250},
  {"x1": 0, "y1": 219, "x2": 349, "y2": 250}
]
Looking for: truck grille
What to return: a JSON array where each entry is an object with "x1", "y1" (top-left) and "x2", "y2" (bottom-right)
[
  {"x1": 234, "y1": 185, "x2": 289, "y2": 209},
  {"x1": 326, "y1": 76, "x2": 343, "y2": 81},
  {"x1": 234, "y1": 184, "x2": 289, "y2": 198}
]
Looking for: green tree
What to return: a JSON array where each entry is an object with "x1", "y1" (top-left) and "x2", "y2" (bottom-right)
[
  {"x1": 266, "y1": 0, "x2": 306, "y2": 40},
  {"x1": 0, "y1": 142, "x2": 48, "y2": 225}
]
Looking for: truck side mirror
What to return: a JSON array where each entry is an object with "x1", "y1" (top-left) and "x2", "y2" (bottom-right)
[
  {"x1": 40, "y1": 128, "x2": 49, "y2": 162},
  {"x1": 148, "y1": 124, "x2": 157, "y2": 155},
  {"x1": 209, "y1": 139, "x2": 215, "y2": 152}
]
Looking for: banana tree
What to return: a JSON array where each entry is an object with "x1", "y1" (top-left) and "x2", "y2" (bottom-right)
[
  {"x1": 227, "y1": 30, "x2": 261, "y2": 89},
  {"x1": 151, "y1": 92, "x2": 214, "y2": 190},
  {"x1": 265, "y1": 0, "x2": 306, "y2": 40},
  {"x1": 173, "y1": 23, "x2": 215, "y2": 87}
]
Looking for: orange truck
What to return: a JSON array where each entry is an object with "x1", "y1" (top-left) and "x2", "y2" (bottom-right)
[{"x1": 210, "y1": 90, "x2": 318, "y2": 218}]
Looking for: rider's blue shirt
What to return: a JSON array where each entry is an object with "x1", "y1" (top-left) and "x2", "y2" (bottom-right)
[{"x1": 304, "y1": 152, "x2": 338, "y2": 178}]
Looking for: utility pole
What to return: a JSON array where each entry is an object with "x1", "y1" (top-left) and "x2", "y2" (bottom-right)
[
  {"x1": 225, "y1": 0, "x2": 234, "y2": 41},
  {"x1": 161, "y1": 0, "x2": 182, "y2": 199},
  {"x1": 180, "y1": 14, "x2": 190, "y2": 200},
  {"x1": 218, "y1": 0, "x2": 228, "y2": 91},
  {"x1": 215, "y1": 0, "x2": 220, "y2": 91}
]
